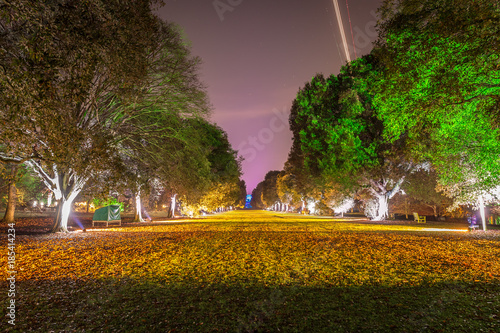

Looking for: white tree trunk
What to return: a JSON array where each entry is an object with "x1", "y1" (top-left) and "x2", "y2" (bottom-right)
[
  {"x1": 60, "y1": 197, "x2": 74, "y2": 230},
  {"x1": 372, "y1": 194, "x2": 389, "y2": 221},
  {"x1": 479, "y1": 195, "x2": 486, "y2": 231},
  {"x1": 170, "y1": 194, "x2": 177, "y2": 218},
  {"x1": 134, "y1": 192, "x2": 144, "y2": 222},
  {"x1": 52, "y1": 187, "x2": 82, "y2": 232},
  {"x1": 47, "y1": 192, "x2": 53, "y2": 207}
]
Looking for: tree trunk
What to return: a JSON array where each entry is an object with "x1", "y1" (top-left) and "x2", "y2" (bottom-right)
[
  {"x1": 479, "y1": 195, "x2": 486, "y2": 231},
  {"x1": 26, "y1": 162, "x2": 86, "y2": 233},
  {"x1": 47, "y1": 192, "x2": 53, "y2": 207},
  {"x1": 404, "y1": 196, "x2": 409, "y2": 219},
  {"x1": 133, "y1": 192, "x2": 144, "y2": 222},
  {"x1": 2, "y1": 166, "x2": 18, "y2": 223},
  {"x1": 167, "y1": 194, "x2": 177, "y2": 218},
  {"x1": 372, "y1": 194, "x2": 389, "y2": 221},
  {"x1": 51, "y1": 196, "x2": 77, "y2": 233},
  {"x1": 50, "y1": 172, "x2": 85, "y2": 233},
  {"x1": 369, "y1": 177, "x2": 405, "y2": 221}
]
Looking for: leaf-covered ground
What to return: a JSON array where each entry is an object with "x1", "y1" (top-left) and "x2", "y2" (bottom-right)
[{"x1": 2, "y1": 210, "x2": 500, "y2": 332}]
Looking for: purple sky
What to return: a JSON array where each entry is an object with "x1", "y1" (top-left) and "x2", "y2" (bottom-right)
[{"x1": 157, "y1": 0, "x2": 382, "y2": 193}]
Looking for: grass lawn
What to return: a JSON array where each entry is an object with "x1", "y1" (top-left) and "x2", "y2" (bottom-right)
[{"x1": 2, "y1": 210, "x2": 500, "y2": 332}]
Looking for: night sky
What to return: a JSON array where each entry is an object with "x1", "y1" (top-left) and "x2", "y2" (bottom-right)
[{"x1": 157, "y1": 0, "x2": 382, "y2": 193}]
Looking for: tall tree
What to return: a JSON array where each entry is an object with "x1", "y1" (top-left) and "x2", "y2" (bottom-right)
[
  {"x1": 0, "y1": 163, "x2": 19, "y2": 223},
  {"x1": 251, "y1": 182, "x2": 265, "y2": 209},
  {"x1": 261, "y1": 170, "x2": 281, "y2": 210},
  {"x1": 0, "y1": 0, "x2": 210, "y2": 231},
  {"x1": 294, "y1": 57, "x2": 414, "y2": 220},
  {"x1": 374, "y1": 0, "x2": 500, "y2": 225},
  {"x1": 238, "y1": 180, "x2": 248, "y2": 208},
  {"x1": 191, "y1": 120, "x2": 242, "y2": 213},
  {"x1": 403, "y1": 168, "x2": 452, "y2": 218},
  {"x1": 282, "y1": 99, "x2": 322, "y2": 212}
]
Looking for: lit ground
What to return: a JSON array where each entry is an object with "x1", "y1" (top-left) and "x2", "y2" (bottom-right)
[{"x1": 2, "y1": 210, "x2": 500, "y2": 332}]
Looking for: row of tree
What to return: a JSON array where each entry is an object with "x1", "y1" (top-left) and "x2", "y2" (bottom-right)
[
  {"x1": 253, "y1": 0, "x2": 500, "y2": 227},
  {"x1": 0, "y1": 0, "x2": 245, "y2": 231}
]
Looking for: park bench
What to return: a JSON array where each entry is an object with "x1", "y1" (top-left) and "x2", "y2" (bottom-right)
[
  {"x1": 467, "y1": 216, "x2": 480, "y2": 232},
  {"x1": 413, "y1": 212, "x2": 426, "y2": 223},
  {"x1": 468, "y1": 224, "x2": 480, "y2": 231}
]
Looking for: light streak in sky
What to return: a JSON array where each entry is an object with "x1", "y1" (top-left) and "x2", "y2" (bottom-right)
[
  {"x1": 345, "y1": 0, "x2": 357, "y2": 59},
  {"x1": 332, "y1": 0, "x2": 351, "y2": 62}
]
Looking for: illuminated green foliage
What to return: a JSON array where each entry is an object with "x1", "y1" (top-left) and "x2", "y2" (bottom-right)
[
  {"x1": 291, "y1": 56, "x2": 414, "y2": 219},
  {"x1": 375, "y1": 0, "x2": 500, "y2": 200}
]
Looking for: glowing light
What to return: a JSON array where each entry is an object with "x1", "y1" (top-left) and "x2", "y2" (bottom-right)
[
  {"x1": 73, "y1": 217, "x2": 85, "y2": 230},
  {"x1": 333, "y1": 198, "x2": 354, "y2": 214},
  {"x1": 345, "y1": 0, "x2": 357, "y2": 59},
  {"x1": 307, "y1": 200, "x2": 317, "y2": 214},
  {"x1": 143, "y1": 210, "x2": 151, "y2": 221},
  {"x1": 33, "y1": 200, "x2": 37, "y2": 207},
  {"x1": 420, "y1": 228, "x2": 468, "y2": 233},
  {"x1": 332, "y1": 0, "x2": 351, "y2": 62}
]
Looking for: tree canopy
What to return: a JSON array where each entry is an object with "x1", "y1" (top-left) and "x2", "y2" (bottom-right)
[
  {"x1": 0, "y1": 0, "x2": 213, "y2": 231},
  {"x1": 374, "y1": 0, "x2": 500, "y2": 200}
]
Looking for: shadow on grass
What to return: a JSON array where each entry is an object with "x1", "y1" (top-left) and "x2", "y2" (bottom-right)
[{"x1": 4, "y1": 278, "x2": 499, "y2": 332}]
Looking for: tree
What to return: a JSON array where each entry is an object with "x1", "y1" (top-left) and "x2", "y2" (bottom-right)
[
  {"x1": 403, "y1": 168, "x2": 452, "y2": 218},
  {"x1": 261, "y1": 171, "x2": 281, "y2": 210},
  {"x1": 374, "y1": 0, "x2": 500, "y2": 224},
  {"x1": 170, "y1": 119, "x2": 241, "y2": 215},
  {"x1": 293, "y1": 57, "x2": 414, "y2": 220},
  {"x1": 251, "y1": 182, "x2": 265, "y2": 209},
  {"x1": 321, "y1": 185, "x2": 355, "y2": 217},
  {"x1": 276, "y1": 173, "x2": 295, "y2": 212},
  {"x1": 281, "y1": 99, "x2": 322, "y2": 213},
  {"x1": 1, "y1": 163, "x2": 19, "y2": 223},
  {"x1": 0, "y1": 1, "x2": 210, "y2": 231},
  {"x1": 237, "y1": 180, "x2": 248, "y2": 208}
]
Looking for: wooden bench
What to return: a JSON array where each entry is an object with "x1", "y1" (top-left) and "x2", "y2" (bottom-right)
[
  {"x1": 413, "y1": 212, "x2": 426, "y2": 223},
  {"x1": 468, "y1": 224, "x2": 480, "y2": 232}
]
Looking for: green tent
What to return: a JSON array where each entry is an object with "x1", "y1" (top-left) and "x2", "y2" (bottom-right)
[{"x1": 92, "y1": 205, "x2": 122, "y2": 227}]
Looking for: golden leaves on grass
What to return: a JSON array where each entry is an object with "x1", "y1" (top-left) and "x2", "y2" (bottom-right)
[{"x1": 1, "y1": 211, "x2": 500, "y2": 288}]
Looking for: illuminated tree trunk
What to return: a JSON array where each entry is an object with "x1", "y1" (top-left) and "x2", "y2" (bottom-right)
[
  {"x1": 47, "y1": 192, "x2": 53, "y2": 207},
  {"x1": 50, "y1": 173, "x2": 83, "y2": 233},
  {"x1": 27, "y1": 162, "x2": 86, "y2": 233},
  {"x1": 133, "y1": 192, "x2": 144, "y2": 222},
  {"x1": 52, "y1": 197, "x2": 77, "y2": 233},
  {"x1": 479, "y1": 195, "x2": 486, "y2": 231},
  {"x1": 369, "y1": 177, "x2": 405, "y2": 221},
  {"x1": 372, "y1": 194, "x2": 389, "y2": 221},
  {"x1": 167, "y1": 194, "x2": 177, "y2": 218},
  {"x1": 2, "y1": 165, "x2": 17, "y2": 223}
]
